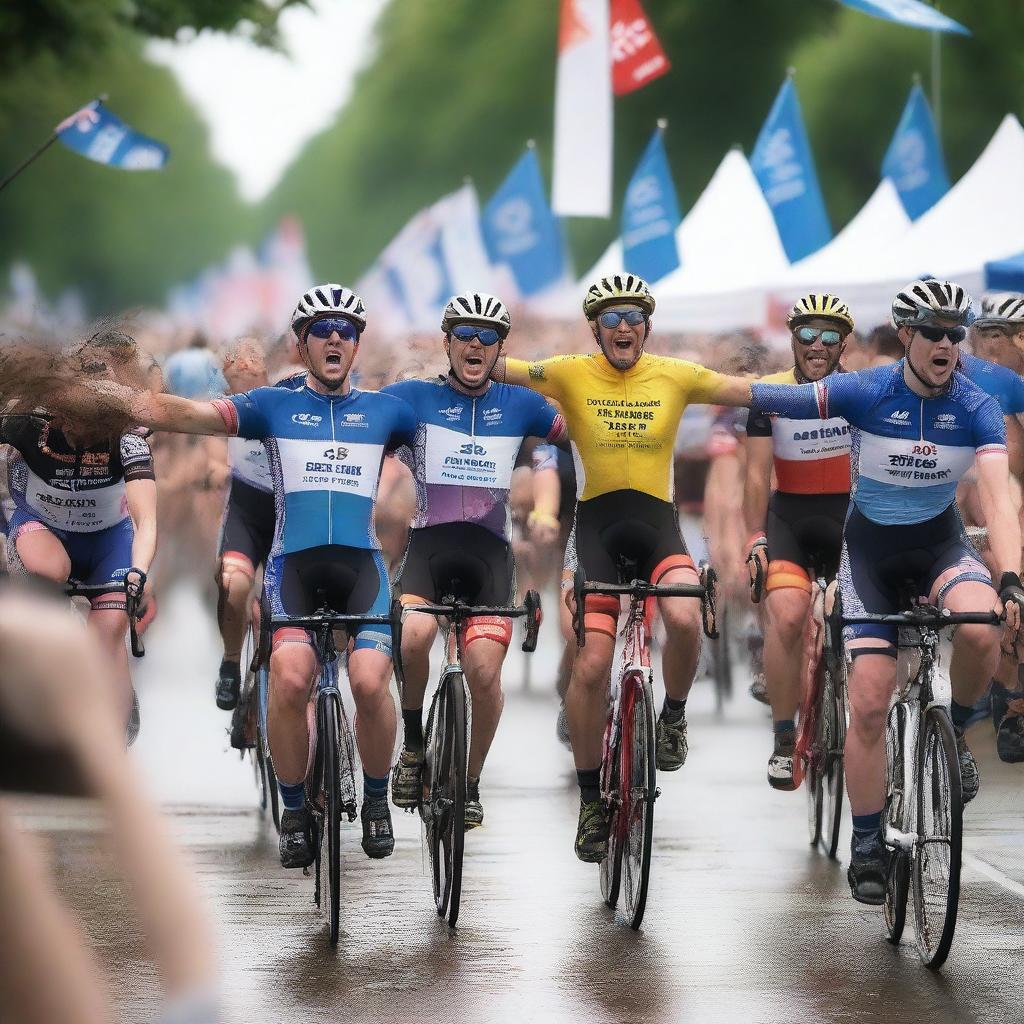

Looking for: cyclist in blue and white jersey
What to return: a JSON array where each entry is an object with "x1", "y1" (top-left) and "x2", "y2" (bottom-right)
[
  {"x1": 2, "y1": 330, "x2": 157, "y2": 742},
  {"x1": 115, "y1": 285, "x2": 418, "y2": 868},
  {"x1": 382, "y1": 292, "x2": 566, "y2": 828},
  {"x1": 750, "y1": 279, "x2": 1024, "y2": 905}
]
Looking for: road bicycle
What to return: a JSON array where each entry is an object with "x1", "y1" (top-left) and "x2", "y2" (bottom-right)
[
  {"x1": 573, "y1": 558, "x2": 718, "y2": 929},
  {"x1": 394, "y1": 589, "x2": 541, "y2": 928},
  {"x1": 844, "y1": 601, "x2": 1000, "y2": 968},
  {"x1": 271, "y1": 599, "x2": 395, "y2": 946}
]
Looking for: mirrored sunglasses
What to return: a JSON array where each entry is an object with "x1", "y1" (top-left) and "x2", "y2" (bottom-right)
[
  {"x1": 307, "y1": 317, "x2": 360, "y2": 341},
  {"x1": 795, "y1": 325, "x2": 843, "y2": 347},
  {"x1": 598, "y1": 309, "x2": 647, "y2": 330},
  {"x1": 450, "y1": 324, "x2": 502, "y2": 346}
]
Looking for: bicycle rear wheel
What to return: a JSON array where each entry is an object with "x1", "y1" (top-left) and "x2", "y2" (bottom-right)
[
  {"x1": 321, "y1": 693, "x2": 343, "y2": 946},
  {"x1": 599, "y1": 708, "x2": 623, "y2": 910},
  {"x1": 805, "y1": 663, "x2": 824, "y2": 849},
  {"x1": 884, "y1": 701, "x2": 910, "y2": 944},
  {"x1": 620, "y1": 673, "x2": 656, "y2": 930},
  {"x1": 426, "y1": 673, "x2": 467, "y2": 927},
  {"x1": 818, "y1": 667, "x2": 845, "y2": 859},
  {"x1": 711, "y1": 605, "x2": 731, "y2": 713},
  {"x1": 255, "y1": 662, "x2": 280, "y2": 833},
  {"x1": 912, "y1": 706, "x2": 963, "y2": 968}
]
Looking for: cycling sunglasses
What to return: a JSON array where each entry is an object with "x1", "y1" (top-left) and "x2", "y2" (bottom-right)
[
  {"x1": 917, "y1": 324, "x2": 966, "y2": 344},
  {"x1": 598, "y1": 309, "x2": 647, "y2": 329},
  {"x1": 307, "y1": 317, "x2": 360, "y2": 341},
  {"x1": 450, "y1": 324, "x2": 502, "y2": 346},
  {"x1": 795, "y1": 325, "x2": 843, "y2": 347}
]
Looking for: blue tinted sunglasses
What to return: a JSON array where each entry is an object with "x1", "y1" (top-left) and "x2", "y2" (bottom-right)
[
  {"x1": 307, "y1": 317, "x2": 360, "y2": 341},
  {"x1": 450, "y1": 324, "x2": 502, "y2": 346},
  {"x1": 796, "y1": 325, "x2": 843, "y2": 347},
  {"x1": 598, "y1": 309, "x2": 646, "y2": 329}
]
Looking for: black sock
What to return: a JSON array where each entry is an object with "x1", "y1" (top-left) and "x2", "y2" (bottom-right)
[
  {"x1": 219, "y1": 658, "x2": 240, "y2": 679},
  {"x1": 662, "y1": 696, "x2": 686, "y2": 721},
  {"x1": 950, "y1": 700, "x2": 974, "y2": 733},
  {"x1": 577, "y1": 768, "x2": 601, "y2": 804},
  {"x1": 402, "y1": 707, "x2": 424, "y2": 752}
]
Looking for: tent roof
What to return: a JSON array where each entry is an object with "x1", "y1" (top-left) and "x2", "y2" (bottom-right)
[{"x1": 985, "y1": 250, "x2": 1024, "y2": 292}]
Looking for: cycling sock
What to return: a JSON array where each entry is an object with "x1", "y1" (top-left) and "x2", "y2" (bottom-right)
[
  {"x1": 219, "y1": 658, "x2": 240, "y2": 677},
  {"x1": 363, "y1": 772, "x2": 389, "y2": 800},
  {"x1": 577, "y1": 768, "x2": 601, "y2": 804},
  {"x1": 950, "y1": 700, "x2": 974, "y2": 732},
  {"x1": 851, "y1": 810, "x2": 882, "y2": 836},
  {"x1": 279, "y1": 780, "x2": 306, "y2": 812},
  {"x1": 662, "y1": 696, "x2": 686, "y2": 722},
  {"x1": 402, "y1": 707, "x2": 424, "y2": 752},
  {"x1": 773, "y1": 718, "x2": 795, "y2": 736}
]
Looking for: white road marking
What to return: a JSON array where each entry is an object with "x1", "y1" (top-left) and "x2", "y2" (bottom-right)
[{"x1": 964, "y1": 853, "x2": 1024, "y2": 899}]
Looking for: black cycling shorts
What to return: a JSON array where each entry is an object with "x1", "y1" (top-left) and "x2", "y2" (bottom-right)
[
  {"x1": 218, "y1": 478, "x2": 275, "y2": 569},
  {"x1": 766, "y1": 491, "x2": 848, "y2": 580},
  {"x1": 398, "y1": 522, "x2": 513, "y2": 606}
]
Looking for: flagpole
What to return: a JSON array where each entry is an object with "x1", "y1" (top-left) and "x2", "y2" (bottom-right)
[{"x1": 931, "y1": 7, "x2": 942, "y2": 136}]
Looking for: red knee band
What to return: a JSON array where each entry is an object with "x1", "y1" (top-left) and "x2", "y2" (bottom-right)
[
  {"x1": 765, "y1": 560, "x2": 811, "y2": 594},
  {"x1": 583, "y1": 593, "x2": 620, "y2": 638},
  {"x1": 271, "y1": 626, "x2": 312, "y2": 652},
  {"x1": 464, "y1": 615, "x2": 512, "y2": 648},
  {"x1": 651, "y1": 554, "x2": 696, "y2": 585}
]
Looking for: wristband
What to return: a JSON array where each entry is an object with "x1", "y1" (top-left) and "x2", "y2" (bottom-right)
[{"x1": 528, "y1": 510, "x2": 560, "y2": 530}]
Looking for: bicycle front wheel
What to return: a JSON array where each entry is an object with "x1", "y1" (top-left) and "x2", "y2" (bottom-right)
[
  {"x1": 321, "y1": 693, "x2": 343, "y2": 946},
  {"x1": 818, "y1": 667, "x2": 845, "y2": 859},
  {"x1": 884, "y1": 700, "x2": 910, "y2": 945},
  {"x1": 620, "y1": 673, "x2": 657, "y2": 930},
  {"x1": 599, "y1": 708, "x2": 623, "y2": 910},
  {"x1": 912, "y1": 706, "x2": 963, "y2": 969},
  {"x1": 426, "y1": 673, "x2": 467, "y2": 927}
]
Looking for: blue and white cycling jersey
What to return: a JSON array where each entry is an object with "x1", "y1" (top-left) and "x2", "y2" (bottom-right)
[
  {"x1": 959, "y1": 353, "x2": 1024, "y2": 415},
  {"x1": 381, "y1": 377, "x2": 563, "y2": 540},
  {"x1": 215, "y1": 385, "x2": 416, "y2": 553},
  {"x1": 750, "y1": 361, "x2": 1006, "y2": 526}
]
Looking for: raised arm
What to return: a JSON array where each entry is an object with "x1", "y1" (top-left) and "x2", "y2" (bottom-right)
[
  {"x1": 495, "y1": 356, "x2": 532, "y2": 388},
  {"x1": 132, "y1": 392, "x2": 231, "y2": 436}
]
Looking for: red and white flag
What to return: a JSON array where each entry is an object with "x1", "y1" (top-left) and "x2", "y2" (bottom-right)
[
  {"x1": 552, "y1": 0, "x2": 612, "y2": 217},
  {"x1": 610, "y1": 0, "x2": 671, "y2": 95}
]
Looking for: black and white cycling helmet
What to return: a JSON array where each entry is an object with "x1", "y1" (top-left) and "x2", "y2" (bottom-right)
[
  {"x1": 441, "y1": 292, "x2": 511, "y2": 338},
  {"x1": 891, "y1": 278, "x2": 975, "y2": 329},
  {"x1": 291, "y1": 284, "x2": 367, "y2": 337},
  {"x1": 974, "y1": 292, "x2": 1024, "y2": 330}
]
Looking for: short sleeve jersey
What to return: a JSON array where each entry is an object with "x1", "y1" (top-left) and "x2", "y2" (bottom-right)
[
  {"x1": 959, "y1": 353, "x2": 1024, "y2": 415},
  {"x1": 506, "y1": 352, "x2": 728, "y2": 502},
  {"x1": 746, "y1": 368, "x2": 851, "y2": 495},
  {"x1": 750, "y1": 362, "x2": 1006, "y2": 525},
  {"x1": 215, "y1": 385, "x2": 416, "y2": 554},
  {"x1": 381, "y1": 377, "x2": 559, "y2": 540}
]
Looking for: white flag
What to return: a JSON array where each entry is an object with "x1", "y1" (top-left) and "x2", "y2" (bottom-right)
[
  {"x1": 552, "y1": 0, "x2": 612, "y2": 217},
  {"x1": 434, "y1": 183, "x2": 496, "y2": 294}
]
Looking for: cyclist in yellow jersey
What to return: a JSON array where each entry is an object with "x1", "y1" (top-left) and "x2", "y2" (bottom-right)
[{"x1": 496, "y1": 273, "x2": 753, "y2": 861}]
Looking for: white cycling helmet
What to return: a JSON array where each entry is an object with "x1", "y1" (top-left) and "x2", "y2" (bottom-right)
[
  {"x1": 891, "y1": 278, "x2": 975, "y2": 329},
  {"x1": 291, "y1": 283, "x2": 367, "y2": 337},
  {"x1": 441, "y1": 292, "x2": 511, "y2": 338},
  {"x1": 975, "y1": 292, "x2": 1024, "y2": 329}
]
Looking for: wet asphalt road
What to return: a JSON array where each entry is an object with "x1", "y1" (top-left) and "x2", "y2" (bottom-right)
[{"x1": 21, "y1": 582, "x2": 1024, "y2": 1023}]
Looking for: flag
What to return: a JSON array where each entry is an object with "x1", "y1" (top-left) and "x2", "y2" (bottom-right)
[
  {"x1": 432, "y1": 183, "x2": 496, "y2": 294},
  {"x1": 611, "y1": 0, "x2": 670, "y2": 95},
  {"x1": 379, "y1": 208, "x2": 454, "y2": 331},
  {"x1": 621, "y1": 127, "x2": 680, "y2": 282},
  {"x1": 750, "y1": 77, "x2": 832, "y2": 263},
  {"x1": 482, "y1": 148, "x2": 567, "y2": 297},
  {"x1": 835, "y1": 0, "x2": 969, "y2": 35},
  {"x1": 881, "y1": 83, "x2": 950, "y2": 220},
  {"x1": 552, "y1": 0, "x2": 612, "y2": 217},
  {"x1": 55, "y1": 101, "x2": 169, "y2": 170}
]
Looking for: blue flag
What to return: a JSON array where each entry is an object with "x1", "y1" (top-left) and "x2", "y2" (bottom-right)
[
  {"x1": 482, "y1": 149, "x2": 565, "y2": 297},
  {"x1": 621, "y1": 129, "x2": 681, "y2": 283},
  {"x1": 56, "y1": 101, "x2": 169, "y2": 170},
  {"x1": 881, "y1": 84, "x2": 950, "y2": 220},
  {"x1": 835, "y1": 0, "x2": 969, "y2": 35},
  {"x1": 750, "y1": 77, "x2": 832, "y2": 263}
]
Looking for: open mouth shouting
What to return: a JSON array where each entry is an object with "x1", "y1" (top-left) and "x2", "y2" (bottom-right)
[
  {"x1": 463, "y1": 352, "x2": 485, "y2": 371},
  {"x1": 324, "y1": 351, "x2": 343, "y2": 368}
]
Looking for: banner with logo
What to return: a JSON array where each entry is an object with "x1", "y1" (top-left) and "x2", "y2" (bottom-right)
[
  {"x1": 379, "y1": 208, "x2": 454, "y2": 332},
  {"x1": 610, "y1": 0, "x2": 671, "y2": 95},
  {"x1": 552, "y1": 0, "x2": 612, "y2": 217},
  {"x1": 433, "y1": 183, "x2": 496, "y2": 294},
  {"x1": 621, "y1": 127, "x2": 680, "y2": 282},
  {"x1": 56, "y1": 100, "x2": 169, "y2": 170},
  {"x1": 835, "y1": 0, "x2": 969, "y2": 35},
  {"x1": 881, "y1": 83, "x2": 950, "y2": 220},
  {"x1": 750, "y1": 76, "x2": 832, "y2": 263},
  {"x1": 482, "y1": 148, "x2": 566, "y2": 297}
]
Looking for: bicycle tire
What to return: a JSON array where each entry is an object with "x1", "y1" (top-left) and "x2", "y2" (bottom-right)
[
  {"x1": 321, "y1": 693, "x2": 343, "y2": 946},
  {"x1": 912, "y1": 706, "x2": 963, "y2": 969},
  {"x1": 255, "y1": 662, "x2": 281, "y2": 833},
  {"x1": 819, "y1": 667, "x2": 845, "y2": 859},
  {"x1": 712, "y1": 606, "x2": 731, "y2": 714},
  {"x1": 599, "y1": 705, "x2": 623, "y2": 910},
  {"x1": 620, "y1": 672, "x2": 656, "y2": 930},
  {"x1": 426, "y1": 673, "x2": 467, "y2": 927},
  {"x1": 884, "y1": 701, "x2": 910, "y2": 944},
  {"x1": 805, "y1": 661, "x2": 824, "y2": 849}
]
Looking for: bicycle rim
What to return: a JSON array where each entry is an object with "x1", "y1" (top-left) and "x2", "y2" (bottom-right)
[
  {"x1": 621, "y1": 675, "x2": 656, "y2": 930},
  {"x1": 322, "y1": 695, "x2": 343, "y2": 946},
  {"x1": 805, "y1": 665, "x2": 824, "y2": 848},
  {"x1": 884, "y1": 701, "x2": 909, "y2": 944},
  {"x1": 912, "y1": 707, "x2": 962, "y2": 968},
  {"x1": 819, "y1": 669, "x2": 845, "y2": 859},
  {"x1": 599, "y1": 709, "x2": 623, "y2": 909}
]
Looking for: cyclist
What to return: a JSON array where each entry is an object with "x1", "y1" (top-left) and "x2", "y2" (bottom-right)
[
  {"x1": 750, "y1": 279, "x2": 1024, "y2": 904},
  {"x1": 744, "y1": 294, "x2": 854, "y2": 790},
  {"x1": 496, "y1": 273, "x2": 754, "y2": 862},
  {"x1": 383, "y1": 292, "x2": 565, "y2": 828},
  {"x1": 104, "y1": 285, "x2": 418, "y2": 867},
  {"x1": 2, "y1": 330, "x2": 157, "y2": 742}
]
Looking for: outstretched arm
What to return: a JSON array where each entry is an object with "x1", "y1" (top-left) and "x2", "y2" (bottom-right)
[{"x1": 133, "y1": 392, "x2": 231, "y2": 436}]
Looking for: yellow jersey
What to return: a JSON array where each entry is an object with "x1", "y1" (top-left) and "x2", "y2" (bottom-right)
[{"x1": 506, "y1": 352, "x2": 729, "y2": 502}]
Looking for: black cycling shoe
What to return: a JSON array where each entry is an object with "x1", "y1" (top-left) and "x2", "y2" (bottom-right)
[
  {"x1": 279, "y1": 807, "x2": 315, "y2": 869},
  {"x1": 215, "y1": 659, "x2": 241, "y2": 711},
  {"x1": 574, "y1": 798, "x2": 610, "y2": 863},
  {"x1": 361, "y1": 794, "x2": 395, "y2": 859},
  {"x1": 954, "y1": 729, "x2": 980, "y2": 804},
  {"x1": 847, "y1": 829, "x2": 888, "y2": 905},
  {"x1": 464, "y1": 777, "x2": 483, "y2": 830},
  {"x1": 996, "y1": 699, "x2": 1024, "y2": 764},
  {"x1": 229, "y1": 697, "x2": 254, "y2": 751}
]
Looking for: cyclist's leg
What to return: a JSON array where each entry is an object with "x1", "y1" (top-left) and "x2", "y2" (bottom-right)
[{"x1": 10, "y1": 517, "x2": 71, "y2": 584}]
